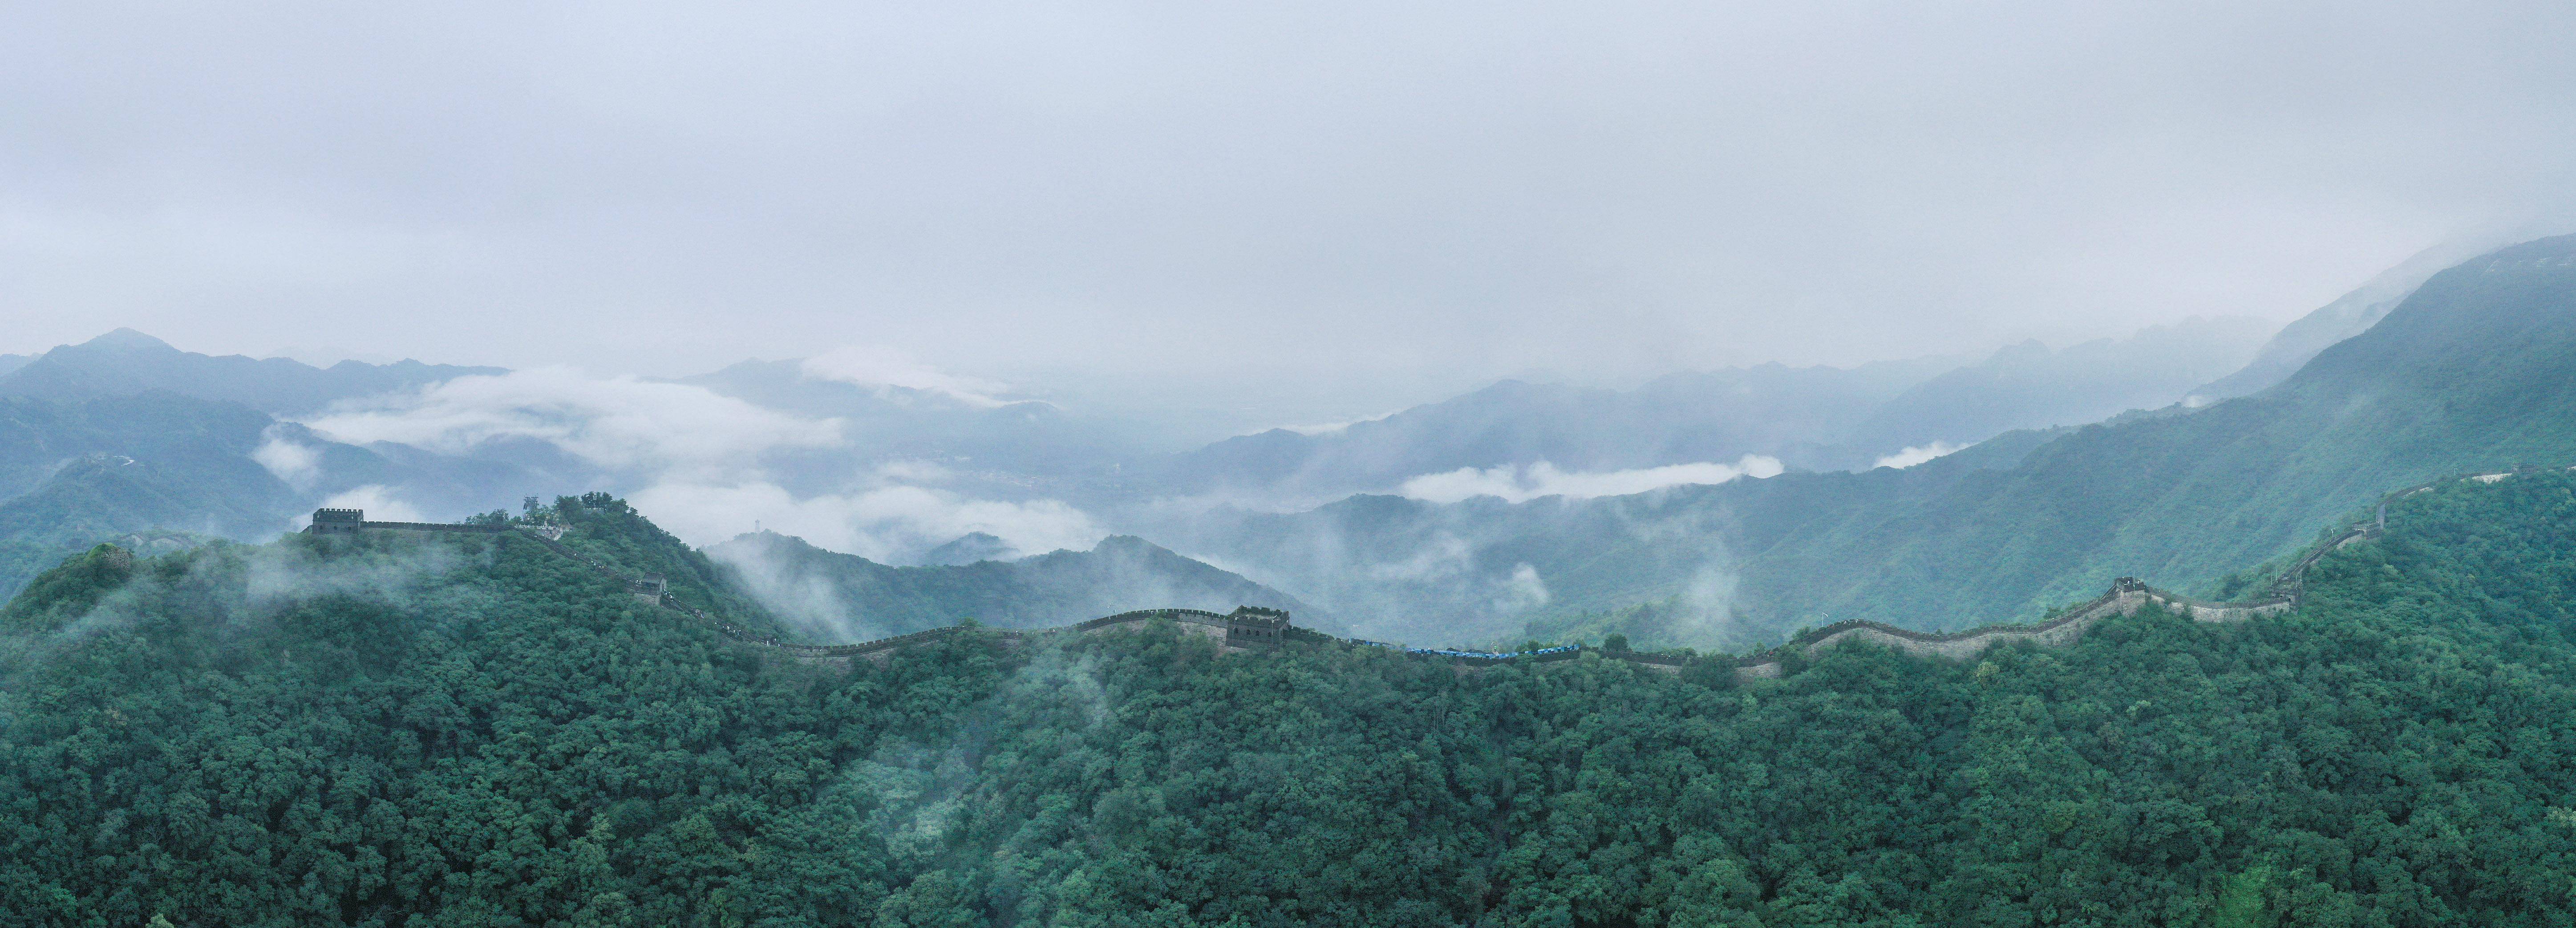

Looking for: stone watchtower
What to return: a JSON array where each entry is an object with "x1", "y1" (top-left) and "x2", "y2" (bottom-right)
[
  {"x1": 1223, "y1": 606, "x2": 1292, "y2": 649},
  {"x1": 306, "y1": 508, "x2": 365, "y2": 535},
  {"x1": 630, "y1": 574, "x2": 668, "y2": 605}
]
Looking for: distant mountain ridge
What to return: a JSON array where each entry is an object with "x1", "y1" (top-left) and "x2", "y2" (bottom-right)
[
  {"x1": 1839, "y1": 317, "x2": 2270, "y2": 457},
  {"x1": 680, "y1": 358, "x2": 1129, "y2": 482},
  {"x1": 1151, "y1": 317, "x2": 2271, "y2": 506},
  {"x1": 0, "y1": 329, "x2": 504, "y2": 415},
  {"x1": 2183, "y1": 241, "x2": 2489, "y2": 403},
  {"x1": 708, "y1": 529, "x2": 1333, "y2": 643}
]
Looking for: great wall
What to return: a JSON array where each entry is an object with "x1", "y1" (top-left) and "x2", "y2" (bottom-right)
[{"x1": 298, "y1": 465, "x2": 2549, "y2": 682}]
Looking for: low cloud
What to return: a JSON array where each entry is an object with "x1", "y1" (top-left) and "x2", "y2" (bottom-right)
[
  {"x1": 1498, "y1": 562, "x2": 1550, "y2": 612},
  {"x1": 294, "y1": 367, "x2": 1106, "y2": 557},
  {"x1": 800, "y1": 344, "x2": 1010, "y2": 408},
  {"x1": 636, "y1": 478, "x2": 1103, "y2": 565},
  {"x1": 1872, "y1": 441, "x2": 1969, "y2": 470},
  {"x1": 243, "y1": 536, "x2": 463, "y2": 607},
  {"x1": 1275, "y1": 410, "x2": 1399, "y2": 436},
  {"x1": 251, "y1": 425, "x2": 322, "y2": 490},
  {"x1": 302, "y1": 367, "x2": 843, "y2": 481},
  {"x1": 1398, "y1": 455, "x2": 1784, "y2": 504},
  {"x1": 16, "y1": 538, "x2": 476, "y2": 668}
]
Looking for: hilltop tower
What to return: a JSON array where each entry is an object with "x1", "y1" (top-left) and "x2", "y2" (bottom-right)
[
  {"x1": 1223, "y1": 606, "x2": 1292, "y2": 649},
  {"x1": 306, "y1": 508, "x2": 365, "y2": 534}
]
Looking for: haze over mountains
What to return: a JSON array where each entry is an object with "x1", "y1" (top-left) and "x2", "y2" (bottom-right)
[
  {"x1": 0, "y1": 328, "x2": 504, "y2": 415},
  {"x1": 11, "y1": 236, "x2": 2573, "y2": 648},
  {"x1": 1188, "y1": 234, "x2": 2576, "y2": 648},
  {"x1": 1147, "y1": 316, "x2": 2269, "y2": 506},
  {"x1": 708, "y1": 530, "x2": 1332, "y2": 643}
]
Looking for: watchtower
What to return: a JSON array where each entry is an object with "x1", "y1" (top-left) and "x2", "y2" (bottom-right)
[
  {"x1": 630, "y1": 573, "x2": 668, "y2": 605},
  {"x1": 1223, "y1": 606, "x2": 1292, "y2": 649},
  {"x1": 306, "y1": 508, "x2": 365, "y2": 534}
]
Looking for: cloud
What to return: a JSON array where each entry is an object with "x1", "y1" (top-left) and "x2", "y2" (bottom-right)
[
  {"x1": 1498, "y1": 562, "x2": 1550, "y2": 612},
  {"x1": 1872, "y1": 441, "x2": 1969, "y2": 470},
  {"x1": 243, "y1": 533, "x2": 462, "y2": 606},
  {"x1": 1398, "y1": 456, "x2": 1784, "y2": 504},
  {"x1": 1365, "y1": 532, "x2": 1477, "y2": 582},
  {"x1": 18, "y1": 1, "x2": 2576, "y2": 401},
  {"x1": 1274, "y1": 410, "x2": 1399, "y2": 436},
  {"x1": 301, "y1": 367, "x2": 844, "y2": 480},
  {"x1": 13, "y1": 535, "x2": 477, "y2": 670},
  {"x1": 801, "y1": 345, "x2": 1010, "y2": 407},
  {"x1": 251, "y1": 425, "x2": 322, "y2": 490},
  {"x1": 295, "y1": 367, "x2": 1109, "y2": 557},
  {"x1": 633, "y1": 478, "x2": 1102, "y2": 564}
]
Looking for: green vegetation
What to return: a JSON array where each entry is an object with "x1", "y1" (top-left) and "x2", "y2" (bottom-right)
[
  {"x1": 0, "y1": 505, "x2": 1018, "y2": 927},
  {"x1": 10, "y1": 474, "x2": 2576, "y2": 924}
]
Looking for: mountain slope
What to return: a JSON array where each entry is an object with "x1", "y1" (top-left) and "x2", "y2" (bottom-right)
[
  {"x1": 1788, "y1": 233, "x2": 2576, "y2": 619},
  {"x1": 2187, "y1": 240, "x2": 2488, "y2": 402},
  {"x1": 709, "y1": 529, "x2": 1332, "y2": 641},
  {"x1": 0, "y1": 388, "x2": 570, "y2": 599},
  {"x1": 1838, "y1": 316, "x2": 2269, "y2": 457},
  {"x1": 1721, "y1": 233, "x2": 2576, "y2": 631},
  {"x1": 0, "y1": 453, "x2": 296, "y2": 546},
  {"x1": 1183, "y1": 234, "x2": 2576, "y2": 647}
]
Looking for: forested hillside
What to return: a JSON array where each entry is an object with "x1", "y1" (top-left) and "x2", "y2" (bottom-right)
[{"x1": 7, "y1": 472, "x2": 2576, "y2": 924}]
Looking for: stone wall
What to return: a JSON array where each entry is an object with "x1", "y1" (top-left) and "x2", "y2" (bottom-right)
[
  {"x1": 1720, "y1": 511, "x2": 2389, "y2": 681},
  {"x1": 318, "y1": 466, "x2": 2537, "y2": 681}
]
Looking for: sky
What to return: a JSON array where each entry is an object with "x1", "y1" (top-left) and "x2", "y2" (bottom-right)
[{"x1": 6, "y1": 1, "x2": 2575, "y2": 419}]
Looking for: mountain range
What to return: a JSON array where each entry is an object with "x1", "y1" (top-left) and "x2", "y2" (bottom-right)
[
  {"x1": 707, "y1": 529, "x2": 1332, "y2": 642},
  {"x1": 1172, "y1": 233, "x2": 2576, "y2": 649},
  {"x1": 0, "y1": 234, "x2": 2556, "y2": 647},
  {"x1": 1148, "y1": 316, "x2": 2271, "y2": 505},
  {"x1": 0, "y1": 328, "x2": 502, "y2": 415}
]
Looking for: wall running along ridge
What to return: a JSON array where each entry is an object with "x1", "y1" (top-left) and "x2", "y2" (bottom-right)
[{"x1": 287, "y1": 467, "x2": 2542, "y2": 681}]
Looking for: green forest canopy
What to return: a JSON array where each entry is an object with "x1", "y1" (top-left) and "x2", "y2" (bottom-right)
[{"x1": 6, "y1": 480, "x2": 2576, "y2": 925}]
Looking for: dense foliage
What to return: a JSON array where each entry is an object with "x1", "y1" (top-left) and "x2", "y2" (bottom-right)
[
  {"x1": 0, "y1": 515, "x2": 1016, "y2": 927},
  {"x1": 10, "y1": 474, "x2": 2576, "y2": 925}
]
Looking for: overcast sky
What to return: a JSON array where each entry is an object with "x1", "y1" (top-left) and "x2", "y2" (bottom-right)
[{"x1": 6, "y1": 1, "x2": 2573, "y2": 413}]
